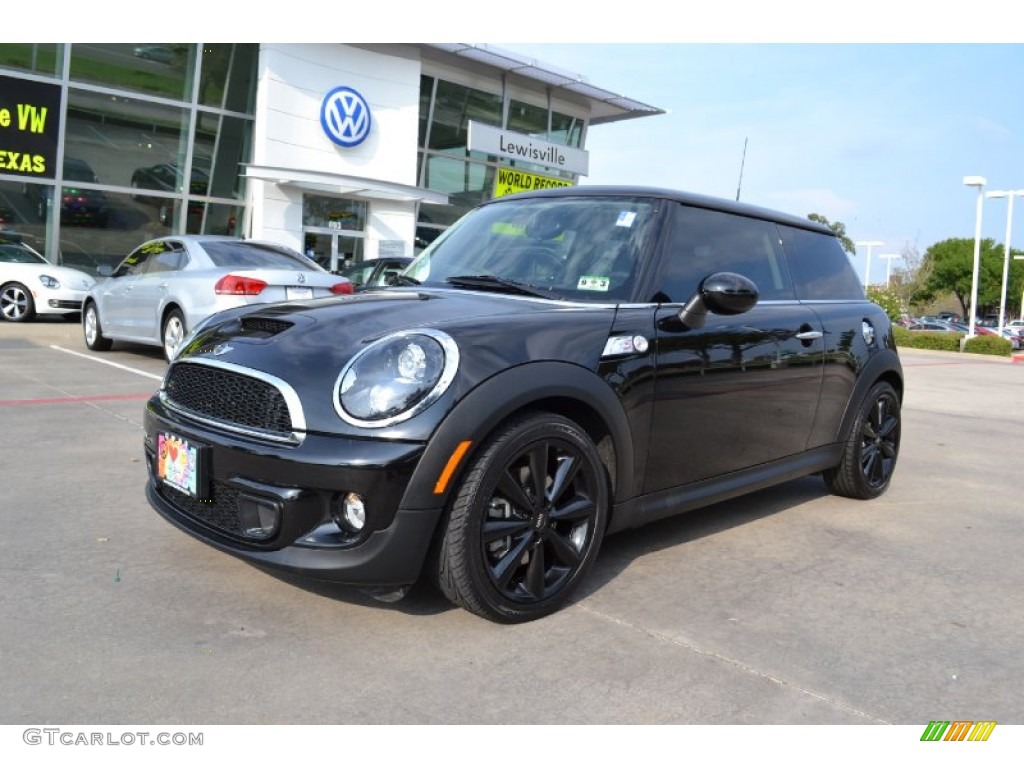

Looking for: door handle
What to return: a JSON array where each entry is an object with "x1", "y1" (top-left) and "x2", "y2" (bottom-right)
[{"x1": 795, "y1": 330, "x2": 823, "y2": 340}]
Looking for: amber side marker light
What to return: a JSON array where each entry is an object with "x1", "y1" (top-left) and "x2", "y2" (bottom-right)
[{"x1": 434, "y1": 440, "x2": 472, "y2": 494}]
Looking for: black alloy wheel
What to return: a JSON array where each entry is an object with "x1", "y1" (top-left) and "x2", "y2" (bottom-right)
[
  {"x1": 436, "y1": 412, "x2": 609, "y2": 623},
  {"x1": 824, "y1": 381, "x2": 901, "y2": 499}
]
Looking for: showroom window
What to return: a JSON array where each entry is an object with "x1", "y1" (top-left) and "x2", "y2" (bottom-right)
[{"x1": 0, "y1": 43, "x2": 257, "y2": 273}]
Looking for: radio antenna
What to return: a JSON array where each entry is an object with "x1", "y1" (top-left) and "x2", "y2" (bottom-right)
[{"x1": 736, "y1": 137, "x2": 748, "y2": 201}]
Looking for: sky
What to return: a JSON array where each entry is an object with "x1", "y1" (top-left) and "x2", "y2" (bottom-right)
[
  {"x1": 501, "y1": 42, "x2": 1024, "y2": 283},
  {"x1": 22, "y1": 5, "x2": 1024, "y2": 284}
]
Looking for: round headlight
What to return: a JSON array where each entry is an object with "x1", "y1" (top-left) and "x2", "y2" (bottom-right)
[{"x1": 334, "y1": 329, "x2": 459, "y2": 427}]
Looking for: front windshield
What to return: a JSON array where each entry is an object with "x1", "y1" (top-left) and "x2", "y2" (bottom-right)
[
  {"x1": 0, "y1": 242, "x2": 47, "y2": 264},
  {"x1": 404, "y1": 196, "x2": 658, "y2": 302}
]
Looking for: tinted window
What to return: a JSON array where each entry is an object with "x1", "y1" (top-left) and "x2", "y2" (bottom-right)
[
  {"x1": 0, "y1": 243, "x2": 47, "y2": 264},
  {"x1": 659, "y1": 204, "x2": 794, "y2": 303},
  {"x1": 778, "y1": 225, "x2": 865, "y2": 301},
  {"x1": 202, "y1": 241, "x2": 323, "y2": 270}
]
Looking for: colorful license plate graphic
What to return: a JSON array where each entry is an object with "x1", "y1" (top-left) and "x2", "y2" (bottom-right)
[{"x1": 157, "y1": 432, "x2": 202, "y2": 498}]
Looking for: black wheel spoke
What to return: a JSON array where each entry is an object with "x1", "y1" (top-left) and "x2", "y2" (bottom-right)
[
  {"x1": 496, "y1": 468, "x2": 535, "y2": 512},
  {"x1": 490, "y1": 533, "x2": 535, "y2": 590},
  {"x1": 523, "y1": 541, "x2": 547, "y2": 598},
  {"x1": 482, "y1": 517, "x2": 532, "y2": 544},
  {"x1": 550, "y1": 495, "x2": 595, "y2": 524},
  {"x1": 545, "y1": 528, "x2": 583, "y2": 569},
  {"x1": 527, "y1": 443, "x2": 549, "y2": 502},
  {"x1": 547, "y1": 454, "x2": 580, "y2": 504}
]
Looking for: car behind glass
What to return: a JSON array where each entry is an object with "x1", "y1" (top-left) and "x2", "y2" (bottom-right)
[{"x1": 142, "y1": 187, "x2": 903, "y2": 623}]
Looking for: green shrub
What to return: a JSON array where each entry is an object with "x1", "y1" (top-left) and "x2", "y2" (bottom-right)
[
  {"x1": 964, "y1": 335, "x2": 1013, "y2": 356},
  {"x1": 892, "y1": 326, "x2": 962, "y2": 352}
]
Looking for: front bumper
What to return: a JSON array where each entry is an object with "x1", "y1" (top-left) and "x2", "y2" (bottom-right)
[
  {"x1": 143, "y1": 397, "x2": 443, "y2": 587},
  {"x1": 36, "y1": 287, "x2": 87, "y2": 315}
]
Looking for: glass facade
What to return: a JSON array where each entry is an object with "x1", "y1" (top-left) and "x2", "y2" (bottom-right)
[
  {"x1": 416, "y1": 73, "x2": 588, "y2": 250},
  {"x1": 0, "y1": 43, "x2": 257, "y2": 274}
]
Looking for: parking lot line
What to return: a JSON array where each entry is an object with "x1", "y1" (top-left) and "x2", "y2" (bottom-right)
[
  {"x1": 0, "y1": 393, "x2": 154, "y2": 407},
  {"x1": 49, "y1": 345, "x2": 164, "y2": 381}
]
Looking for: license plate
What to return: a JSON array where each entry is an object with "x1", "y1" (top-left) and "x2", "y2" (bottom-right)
[
  {"x1": 156, "y1": 431, "x2": 208, "y2": 499},
  {"x1": 286, "y1": 286, "x2": 314, "y2": 300}
]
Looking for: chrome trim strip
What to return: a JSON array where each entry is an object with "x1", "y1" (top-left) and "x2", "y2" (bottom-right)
[{"x1": 161, "y1": 358, "x2": 307, "y2": 444}]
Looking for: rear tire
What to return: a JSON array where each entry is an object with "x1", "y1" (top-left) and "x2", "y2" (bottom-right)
[
  {"x1": 824, "y1": 381, "x2": 901, "y2": 499},
  {"x1": 435, "y1": 412, "x2": 609, "y2": 623}
]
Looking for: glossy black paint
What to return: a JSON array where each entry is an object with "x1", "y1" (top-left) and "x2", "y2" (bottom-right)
[{"x1": 142, "y1": 185, "x2": 903, "y2": 601}]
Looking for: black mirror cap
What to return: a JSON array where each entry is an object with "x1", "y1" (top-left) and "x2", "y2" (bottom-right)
[{"x1": 700, "y1": 271, "x2": 759, "y2": 316}]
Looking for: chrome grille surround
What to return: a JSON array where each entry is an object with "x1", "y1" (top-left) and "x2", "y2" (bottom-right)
[{"x1": 160, "y1": 358, "x2": 306, "y2": 445}]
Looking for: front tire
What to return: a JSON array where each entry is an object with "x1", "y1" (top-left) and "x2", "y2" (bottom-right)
[
  {"x1": 824, "y1": 381, "x2": 901, "y2": 499},
  {"x1": 0, "y1": 282, "x2": 35, "y2": 322},
  {"x1": 436, "y1": 412, "x2": 609, "y2": 623},
  {"x1": 83, "y1": 302, "x2": 112, "y2": 350},
  {"x1": 162, "y1": 309, "x2": 186, "y2": 361}
]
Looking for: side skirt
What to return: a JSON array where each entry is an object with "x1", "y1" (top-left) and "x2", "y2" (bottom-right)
[{"x1": 606, "y1": 445, "x2": 842, "y2": 534}]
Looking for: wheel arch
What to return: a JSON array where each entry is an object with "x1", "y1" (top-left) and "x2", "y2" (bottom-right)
[
  {"x1": 835, "y1": 348, "x2": 903, "y2": 444},
  {"x1": 399, "y1": 361, "x2": 634, "y2": 517}
]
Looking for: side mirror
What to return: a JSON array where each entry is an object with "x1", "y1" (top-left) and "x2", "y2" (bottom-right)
[
  {"x1": 678, "y1": 271, "x2": 759, "y2": 330},
  {"x1": 97, "y1": 264, "x2": 115, "y2": 277}
]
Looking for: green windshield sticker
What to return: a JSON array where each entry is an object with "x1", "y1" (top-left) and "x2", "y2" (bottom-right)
[{"x1": 577, "y1": 275, "x2": 609, "y2": 292}]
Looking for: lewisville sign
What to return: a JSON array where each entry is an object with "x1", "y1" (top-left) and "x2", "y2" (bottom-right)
[{"x1": 0, "y1": 74, "x2": 61, "y2": 179}]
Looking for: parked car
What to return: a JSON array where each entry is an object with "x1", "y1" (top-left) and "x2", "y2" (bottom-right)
[
  {"x1": 23, "y1": 156, "x2": 110, "y2": 227},
  {"x1": 0, "y1": 234, "x2": 96, "y2": 322},
  {"x1": 132, "y1": 45, "x2": 175, "y2": 64},
  {"x1": 336, "y1": 256, "x2": 412, "y2": 289},
  {"x1": 143, "y1": 186, "x2": 903, "y2": 623},
  {"x1": 83, "y1": 236, "x2": 353, "y2": 360},
  {"x1": 905, "y1": 320, "x2": 964, "y2": 333},
  {"x1": 130, "y1": 164, "x2": 210, "y2": 225}
]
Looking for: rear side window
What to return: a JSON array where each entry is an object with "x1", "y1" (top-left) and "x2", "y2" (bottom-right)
[
  {"x1": 778, "y1": 225, "x2": 865, "y2": 301},
  {"x1": 658, "y1": 204, "x2": 794, "y2": 303}
]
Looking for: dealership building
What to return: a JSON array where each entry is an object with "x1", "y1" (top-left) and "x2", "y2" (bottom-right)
[{"x1": 0, "y1": 43, "x2": 662, "y2": 273}]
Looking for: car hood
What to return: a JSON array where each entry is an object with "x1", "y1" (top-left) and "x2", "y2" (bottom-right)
[
  {"x1": 6, "y1": 263, "x2": 96, "y2": 290},
  {"x1": 171, "y1": 287, "x2": 619, "y2": 436}
]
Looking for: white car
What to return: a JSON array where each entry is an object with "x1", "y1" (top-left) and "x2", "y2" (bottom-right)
[
  {"x1": 0, "y1": 236, "x2": 96, "y2": 322},
  {"x1": 83, "y1": 235, "x2": 353, "y2": 361}
]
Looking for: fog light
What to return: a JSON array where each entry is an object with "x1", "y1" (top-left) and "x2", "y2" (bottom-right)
[
  {"x1": 333, "y1": 492, "x2": 366, "y2": 533},
  {"x1": 237, "y1": 494, "x2": 279, "y2": 539}
]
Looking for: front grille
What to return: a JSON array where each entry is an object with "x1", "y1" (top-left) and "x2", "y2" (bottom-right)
[
  {"x1": 159, "y1": 479, "x2": 244, "y2": 537},
  {"x1": 163, "y1": 361, "x2": 294, "y2": 440}
]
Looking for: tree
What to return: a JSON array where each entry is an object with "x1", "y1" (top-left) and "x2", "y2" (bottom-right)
[
  {"x1": 915, "y1": 238, "x2": 1006, "y2": 320},
  {"x1": 808, "y1": 213, "x2": 855, "y2": 254},
  {"x1": 866, "y1": 285, "x2": 903, "y2": 323}
]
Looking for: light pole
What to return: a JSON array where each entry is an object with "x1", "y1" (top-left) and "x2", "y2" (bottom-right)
[
  {"x1": 1016, "y1": 254, "x2": 1024, "y2": 322},
  {"x1": 855, "y1": 240, "x2": 884, "y2": 288},
  {"x1": 964, "y1": 176, "x2": 987, "y2": 338},
  {"x1": 878, "y1": 253, "x2": 901, "y2": 287},
  {"x1": 985, "y1": 189, "x2": 1024, "y2": 333}
]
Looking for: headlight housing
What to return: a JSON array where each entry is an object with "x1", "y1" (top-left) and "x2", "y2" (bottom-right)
[
  {"x1": 334, "y1": 329, "x2": 459, "y2": 427},
  {"x1": 38, "y1": 274, "x2": 60, "y2": 289}
]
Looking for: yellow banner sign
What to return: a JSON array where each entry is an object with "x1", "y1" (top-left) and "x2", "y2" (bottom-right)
[{"x1": 493, "y1": 167, "x2": 574, "y2": 198}]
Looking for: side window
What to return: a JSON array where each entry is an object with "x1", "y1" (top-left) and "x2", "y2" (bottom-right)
[
  {"x1": 777, "y1": 225, "x2": 865, "y2": 300},
  {"x1": 113, "y1": 247, "x2": 153, "y2": 278},
  {"x1": 144, "y1": 244, "x2": 186, "y2": 274},
  {"x1": 658, "y1": 204, "x2": 794, "y2": 303}
]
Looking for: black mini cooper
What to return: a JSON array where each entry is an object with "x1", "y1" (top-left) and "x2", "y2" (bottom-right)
[{"x1": 144, "y1": 186, "x2": 902, "y2": 623}]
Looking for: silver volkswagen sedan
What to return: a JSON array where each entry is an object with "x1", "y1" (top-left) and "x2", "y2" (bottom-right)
[{"x1": 82, "y1": 236, "x2": 354, "y2": 360}]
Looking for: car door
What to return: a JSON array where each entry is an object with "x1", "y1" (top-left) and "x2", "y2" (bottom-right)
[
  {"x1": 98, "y1": 245, "x2": 154, "y2": 336},
  {"x1": 643, "y1": 203, "x2": 825, "y2": 495},
  {"x1": 128, "y1": 241, "x2": 188, "y2": 341}
]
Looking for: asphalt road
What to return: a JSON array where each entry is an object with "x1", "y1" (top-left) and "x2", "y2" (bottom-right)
[{"x1": 1, "y1": 317, "x2": 1022, "y2": 730}]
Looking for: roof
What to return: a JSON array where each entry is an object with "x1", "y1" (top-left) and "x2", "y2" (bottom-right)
[{"x1": 421, "y1": 44, "x2": 665, "y2": 126}]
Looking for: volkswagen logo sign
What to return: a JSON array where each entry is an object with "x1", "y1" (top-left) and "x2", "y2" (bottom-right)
[{"x1": 320, "y1": 86, "x2": 372, "y2": 148}]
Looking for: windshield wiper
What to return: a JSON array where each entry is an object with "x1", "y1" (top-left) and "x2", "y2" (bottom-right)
[{"x1": 445, "y1": 275, "x2": 553, "y2": 298}]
